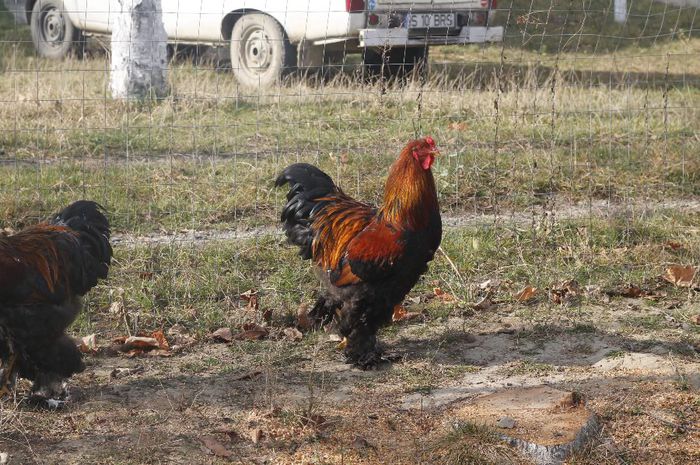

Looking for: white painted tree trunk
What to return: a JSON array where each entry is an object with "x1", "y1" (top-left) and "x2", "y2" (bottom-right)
[
  {"x1": 110, "y1": 0, "x2": 169, "y2": 99},
  {"x1": 614, "y1": 0, "x2": 627, "y2": 24}
]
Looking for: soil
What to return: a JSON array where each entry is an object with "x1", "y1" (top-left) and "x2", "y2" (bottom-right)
[{"x1": 1, "y1": 303, "x2": 698, "y2": 464}]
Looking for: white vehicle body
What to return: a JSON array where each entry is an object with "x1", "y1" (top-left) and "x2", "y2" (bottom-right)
[
  {"x1": 51, "y1": 0, "x2": 502, "y2": 47},
  {"x1": 27, "y1": 0, "x2": 502, "y2": 86}
]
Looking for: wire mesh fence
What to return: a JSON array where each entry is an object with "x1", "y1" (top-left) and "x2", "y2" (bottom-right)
[{"x1": 1, "y1": 0, "x2": 699, "y2": 463}]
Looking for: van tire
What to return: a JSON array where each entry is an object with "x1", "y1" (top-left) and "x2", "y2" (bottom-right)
[{"x1": 229, "y1": 13, "x2": 295, "y2": 88}]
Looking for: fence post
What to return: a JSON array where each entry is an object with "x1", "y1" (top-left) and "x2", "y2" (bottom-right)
[
  {"x1": 110, "y1": 0, "x2": 169, "y2": 99},
  {"x1": 614, "y1": 0, "x2": 627, "y2": 24}
]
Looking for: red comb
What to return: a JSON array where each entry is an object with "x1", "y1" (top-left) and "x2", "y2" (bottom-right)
[{"x1": 425, "y1": 136, "x2": 435, "y2": 146}]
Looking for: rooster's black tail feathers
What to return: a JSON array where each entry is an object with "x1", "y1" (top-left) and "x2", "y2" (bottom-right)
[{"x1": 275, "y1": 163, "x2": 337, "y2": 260}]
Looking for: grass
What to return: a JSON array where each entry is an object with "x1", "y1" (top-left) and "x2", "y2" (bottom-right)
[
  {"x1": 1, "y1": 4, "x2": 700, "y2": 233},
  {"x1": 66, "y1": 207, "x2": 700, "y2": 342}
]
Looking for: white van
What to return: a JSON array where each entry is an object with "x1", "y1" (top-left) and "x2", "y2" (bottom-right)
[{"x1": 26, "y1": 0, "x2": 503, "y2": 86}]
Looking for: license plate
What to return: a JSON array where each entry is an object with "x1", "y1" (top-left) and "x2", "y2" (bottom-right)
[{"x1": 406, "y1": 13, "x2": 457, "y2": 29}]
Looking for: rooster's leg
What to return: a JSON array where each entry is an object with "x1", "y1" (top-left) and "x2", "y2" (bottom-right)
[
  {"x1": 343, "y1": 329, "x2": 385, "y2": 369},
  {"x1": 336, "y1": 302, "x2": 388, "y2": 369},
  {"x1": 0, "y1": 353, "x2": 17, "y2": 398}
]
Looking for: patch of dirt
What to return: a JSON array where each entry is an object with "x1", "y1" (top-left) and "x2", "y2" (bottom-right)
[
  {"x1": 1, "y1": 303, "x2": 699, "y2": 464},
  {"x1": 111, "y1": 199, "x2": 700, "y2": 247}
]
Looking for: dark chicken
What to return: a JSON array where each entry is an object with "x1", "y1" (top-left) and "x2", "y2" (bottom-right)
[
  {"x1": 275, "y1": 137, "x2": 442, "y2": 368},
  {"x1": 0, "y1": 201, "x2": 112, "y2": 400}
]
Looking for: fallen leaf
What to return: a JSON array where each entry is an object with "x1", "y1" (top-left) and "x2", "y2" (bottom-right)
[
  {"x1": 514, "y1": 286, "x2": 538, "y2": 303},
  {"x1": 283, "y1": 327, "x2": 303, "y2": 342},
  {"x1": 150, "y1": 329, "x2": 170, "y2": 350},
  {"x1": 550, "y1": 279, "x2": 581, "y2": 304},
  {"x1": 663, "y1": 265, "x2": 696, "y2": 287},
  {"x1": 138, "y1": 271, "x2": 154, "y2": 280},
  {"x1": 433, "y1": 287, "x2": 457, "y2": 302},
  {"x1": 296, "y1": 303, "x2": 313, "y2": 330},
  {"x1": 262, "y1": 308, "x2": 273, "y2": 324},
  {"x1": 339, "y1": 152, "x2": 349, "y2": 164},
  {"x1": 235, "y1": 324, "x2": 268, "y2": 340},
  {"x1": 240, "y1": 289, "x2": 259, "y2": 310},
  {"x1": 240, "y1": 289, "x2": 256, "y2": 301},
  {"x1": 210, "y1": 327, "x2": 234, "y2": 343},
  {"x1": 120, "y1": 336, "x2": 160, "y2": 351},
  {"x1": 392, "y1": 305, "x2": 422, "y2": 322},
  {"x1": 249, "y1": 428, "x2": 264, "y2": 444},
  {"x1": 77, "y1": 334, "x2": 98, "y2": 354},
  {"x1": 618, "y1": 284, "x2": 645, "y2": 298},
  {"x1": 665, "y1": 241, "x2": 683, "y2": 251},
  {"x1": 200, "y1": 435, "x2": 234, "y2": 457},
  {"x1": 690, "y1": 315, "x2": 700, "y2": 326}
]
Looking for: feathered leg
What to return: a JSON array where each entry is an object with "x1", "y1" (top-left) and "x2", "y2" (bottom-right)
[
  {"x1": 336, "y1": 302, "x2": 387, "y2": 369},
  {"x1": 27, "y1": 335, "x2": 84, "y2": 401}
]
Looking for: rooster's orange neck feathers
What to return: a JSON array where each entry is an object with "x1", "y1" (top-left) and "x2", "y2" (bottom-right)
[{"x1": 380, "y1": 142, "x2": 438, "y2": 229}]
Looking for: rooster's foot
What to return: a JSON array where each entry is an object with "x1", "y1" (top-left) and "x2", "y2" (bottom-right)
[
  {"x1": 346, "y1": 350, "x2": 390, "y2": 371},
  {"x1": 29, "y1": 374, "x2": 71, "y2": 408}
]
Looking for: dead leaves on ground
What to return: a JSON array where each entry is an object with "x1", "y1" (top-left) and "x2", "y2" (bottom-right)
[
  {"x1": 296, "y1": 303, "x2": 313, "y2": 331},
  {"x1": 663, "y1": 265, "x2": 696, "y2": 287},
  {"x1": 114, "y1": 330, "x2": 172, "y2": 357},
  {"x1": 282, "y1": 327, "x2": 303, "y2": 342},
  {"x1": 391, "y1": 305, "x2": 422, "y2": 323},
  {"x1": 77, "y1": 334, "x2": 98, "y2": 354},
  {"x1": 549, "y1": 279, "x2": 581, "y2": 305},
  {"x1": 514, "y1": 286, "x2": 538, "y2": 303},
  {"x1": 235, "y1": 323, "x2": 269, "y2": 340},
  {"x1": 76, "y1": 326, "x2": 196, "y2": 358}
]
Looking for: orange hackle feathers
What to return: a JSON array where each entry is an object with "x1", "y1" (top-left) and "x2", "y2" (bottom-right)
[
  {"x1": 380, "y1": 138, "x2": 439, "y2": 228},
  {"x1": 0, "y1": 225, "x2": 77, "y2": 295}
]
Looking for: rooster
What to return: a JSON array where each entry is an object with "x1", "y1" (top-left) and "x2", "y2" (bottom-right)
[
  {"x1": 275, "y1": 137, "x2": 441, "y2": 368},
  {"x1": 0, "y1": 200, "x2": 112, "y2": 401}
]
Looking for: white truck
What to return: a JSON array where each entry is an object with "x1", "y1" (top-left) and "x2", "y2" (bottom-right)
[{"x1": 26, "y1": 0, "x2": 503, "y2": 87}]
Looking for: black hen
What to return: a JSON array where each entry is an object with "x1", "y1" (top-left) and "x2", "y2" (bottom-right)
[{"x1": 0, "y1": 200, "x2": 112, "y2": 400}]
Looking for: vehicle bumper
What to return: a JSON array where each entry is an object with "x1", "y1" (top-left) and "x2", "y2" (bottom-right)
[{"x1": 359, "y1": 26, "x2": 504, "y2": 47}]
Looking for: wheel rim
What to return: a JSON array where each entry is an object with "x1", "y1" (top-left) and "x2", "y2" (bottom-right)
[
  {"x1": 239, "y1": 26, "x2": 273, "y2": 75},
  {"x1": 39, "y1": 5, "x2": 66, "y2": 49}
]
